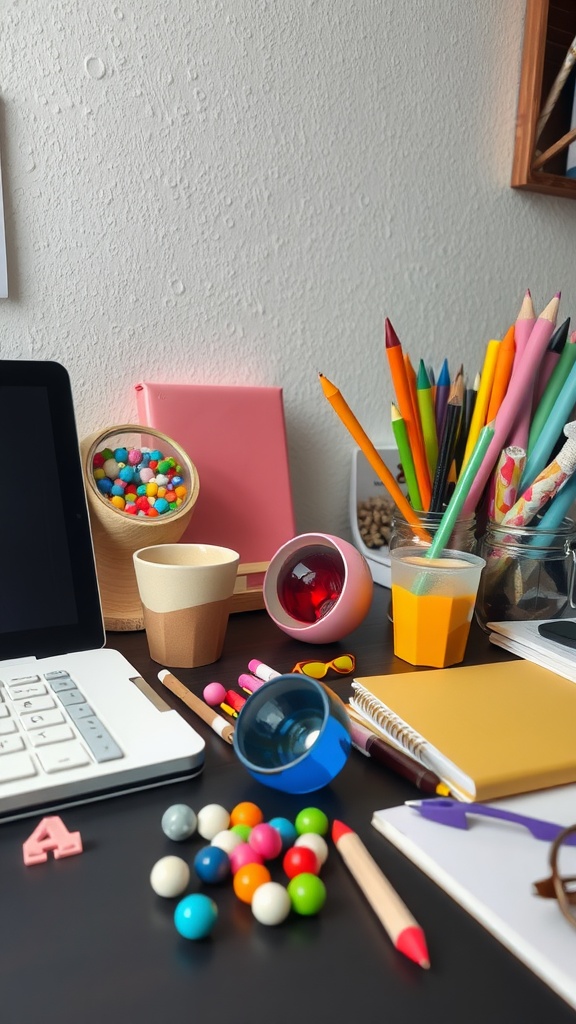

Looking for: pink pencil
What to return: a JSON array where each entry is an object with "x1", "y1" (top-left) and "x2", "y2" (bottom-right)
[
  {"x1": 463, "y1": 292, "x2": 561, "y2": 515},
  {"x1": 507, "y1": 289, "x2": 537, "y2": 449}
]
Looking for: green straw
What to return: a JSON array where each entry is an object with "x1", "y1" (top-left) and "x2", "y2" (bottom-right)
[{"x1": 425, "y1": 421, "x2": 495, "y2": 561}]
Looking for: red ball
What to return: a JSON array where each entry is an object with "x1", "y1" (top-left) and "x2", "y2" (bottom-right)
[{"x1": 282, "y1": 845, "x2": 319, "y2": 879}]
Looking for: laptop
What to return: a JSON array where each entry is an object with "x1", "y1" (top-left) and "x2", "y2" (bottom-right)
[{"x1": 0, "y1": 359, "x2": 205, "y2": 822}]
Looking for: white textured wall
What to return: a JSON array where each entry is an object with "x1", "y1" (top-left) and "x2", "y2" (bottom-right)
[{"x1": 2, "y1": 0, "x2": 575, "y2": 541}]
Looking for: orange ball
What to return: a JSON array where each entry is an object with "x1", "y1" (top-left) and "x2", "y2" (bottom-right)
[
  {"x1": 230, "y1": 801, "x2": 264, "y2": 829},
  {"x1": 233, "y1": 863, "x2": 271, "y2": 904}
]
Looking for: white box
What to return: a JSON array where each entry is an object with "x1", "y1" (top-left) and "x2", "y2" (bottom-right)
[{"x1": 349, "y1": 446, "x2": 405, "y2": 588}]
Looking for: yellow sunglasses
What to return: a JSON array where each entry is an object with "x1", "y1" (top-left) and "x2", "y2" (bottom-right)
[{"x1": 291, "y1": 654, "x2": 356, "y2": 679}]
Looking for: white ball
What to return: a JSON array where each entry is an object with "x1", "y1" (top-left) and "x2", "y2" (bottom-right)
[
  {"x1": 295, "y1": 832, "x2": 329, "y2": 866},
  {"x1": 211, "y1": 829, "x2": 244, "y2": 854},
  {"x1": 251, "y1": 881, "x2": 292, "y2": 926},
  {"x1": 150, "y1": 856, "x2": 190, "y2": 898},
  {"x1": 197, "y1": 803, "x2": 231, "y2": 840}
]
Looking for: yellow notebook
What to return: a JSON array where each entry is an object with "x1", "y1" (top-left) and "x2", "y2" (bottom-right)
[{"x1": 350, "y1": 661, "x2": 576, "y2": 802}]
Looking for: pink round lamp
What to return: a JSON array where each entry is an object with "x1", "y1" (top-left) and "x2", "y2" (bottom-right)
[{"x1": 263, "y1": 533, "x2": 373, "y2": 643}]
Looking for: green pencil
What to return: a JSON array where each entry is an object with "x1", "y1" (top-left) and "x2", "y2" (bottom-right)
[
  {"x1": 391, "y1": 403, "x2": 422, "y2": 512},
  {"x1": 416, "y1": 359, "x2": 439, "y2": 480}
]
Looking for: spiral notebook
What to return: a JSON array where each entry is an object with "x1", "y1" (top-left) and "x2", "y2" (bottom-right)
[{"x1": 350, "y1": 661, "x2": 576, "y2": 802}]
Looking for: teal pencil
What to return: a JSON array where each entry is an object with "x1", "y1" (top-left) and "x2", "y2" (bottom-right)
[
  {"x1": 391, "y1": 403, "x2": 422, "y2": 511},
  {"x1": 528, "y1": 329, "x2": 576, "y2": 454},
  {"x1": 416, "y1": 360, "x2": 439, "y2": 480}
]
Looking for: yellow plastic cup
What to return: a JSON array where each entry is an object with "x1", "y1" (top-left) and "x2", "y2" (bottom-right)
[{"x1": 389, "y1": 546, "x2": 486, "y2": 667}]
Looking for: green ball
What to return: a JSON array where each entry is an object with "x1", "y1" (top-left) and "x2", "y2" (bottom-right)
[
  {"x1": 230, "y1": 823, "x2": 252, "y2": 842},
  {"x1": 294, "y1": 807, "x2": 329, "y2": 836},
  {"x1": 287, "y1": 873, "x2": 327, "y2": 916}
]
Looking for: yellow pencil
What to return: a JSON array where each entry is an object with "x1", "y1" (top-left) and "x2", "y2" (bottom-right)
[{"x1": 461, "y1": 338, "x2": 501, "y2": 471}]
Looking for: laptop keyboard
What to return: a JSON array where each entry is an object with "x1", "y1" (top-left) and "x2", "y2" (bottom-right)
[{"x1": 0, "y1": 669, "x2": 124, "y2": 784}]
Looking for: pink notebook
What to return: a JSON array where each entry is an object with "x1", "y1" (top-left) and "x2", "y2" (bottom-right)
[{"x1": 134, "y1": 382, "x2": 296, "y2": 564}]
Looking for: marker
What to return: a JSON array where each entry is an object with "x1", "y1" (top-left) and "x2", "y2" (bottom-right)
[
  {"x1": 349, "y1": 719, "x2": 450, "y2": 796},
  {"x1": 158, "y1": 670, "x2": 234, "y2": 744},
  {"x1": 248, "y1": 659, "x2": 280, "y2": 682},
  {"x1": 238, "y1": 672, "x2": 268, "y2": 694},
  {"x1": 332, "y1": 820, "x2": 430, "y2": 969}
]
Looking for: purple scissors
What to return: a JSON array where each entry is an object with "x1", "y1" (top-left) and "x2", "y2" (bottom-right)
[{"x1": 408, "y1": 797, "x2": 576, "y2": 845}]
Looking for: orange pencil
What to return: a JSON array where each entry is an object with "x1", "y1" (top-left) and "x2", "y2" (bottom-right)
[
  {"x1": 332, "y1": 820, "x2": 430, "y2": 969},
  {"x1": 385, "y1": 320, "x2": 432, "y2": 509},
  {"x1": 318, "y1": 373, "x2": 429, "y2": 537},
  {"x1": 486, "y1": 324, "x2": 515, "y2": 423}
]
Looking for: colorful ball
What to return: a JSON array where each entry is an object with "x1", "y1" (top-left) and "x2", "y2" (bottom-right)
[
  {"x1": 150, "y1": 855, "x2": 190, "y2": 898},
  {"x1": 251, "y1": 881, "x2": 292, "y2": 926},
  {"x1": 203, "y1": 682, "x2": 227, "y2": 707},
  {"x1": 295, "y1": 832, "x2": 329, "y2": 866},
  {"x1": 229, "y1": 841, "x2": 263, "y2": 874},
  {"x1": 230, "y1": 801, "x2": 264, "y2": 829},
  {"x1": 174, "y1": 893, "x2": 218, "y2": 940},
  {"x1": 294, "y1": 807, "x2": 329, "y2": 836},
  {"x1": 268, "y1": 816, "x2": 297, "y2": 851},
  {"x1": 248, "y1": 822, "x2": 283, "y2": 861},
  {"x1": 193, "y1": 844, "x2": 231, "y2": 884},
  {"x1": 233, "y1": 862, "x2": 271, "y2": 904},
  {"x1": 287, "y1": 873, "x2": 327, "y2": 916},
  {"x1": 161, "y1": 803, "x2": 197, "y2": 841},
  {"x1": 230, "y1": 823, "x2": 252, "y2": 842},
  {"x1": 197, "y1": 803, "x2": 230, "y2": 840},
  {"x1": 282, "y1": 845, "x2": 319, "y2": 879},
  {"x1": 211, "y1": 829, "x2": 244, "y2": 855}
]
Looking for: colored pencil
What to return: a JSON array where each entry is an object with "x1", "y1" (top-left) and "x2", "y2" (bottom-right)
[
  {"x1": 434, "y1": 357, "x2": 451, "y2": 443},
  {"x1": 428, "y1": 420, "x2": 495, "y2": 558},
  {"x1": 531, "y1": 317, "x2": 570, "y2": 411},
  {"x1": 332, "y1": 820, "x2": 430, "y2": 969},
  {"x1": 519, "y1": 355, "x2": 576, "y2": 492},
  {"x1": 501, "y1": 423, "x2": 576, "y2": 527},
  {"x1": 416, "y1": 360, "x2": 439, "y2": 480},
  {"x1": 485, "y1": 324, "x2": 515, "y2": 423},
  {"x1": 384, "y1": 319, "x2": 431, "y2": 509},
  {"x1": 462, "y1": 293, "x2": 560, "y2": 515},
  {"x1": 318, "y1": 372, "x2": 428, "y2": 536},
  {"x1": 461, "y1": 338, "x2": 500, "y2": 470},
  {"x1": 506, "y1": 291, "x2": 537, "y2": 451},
  {"x1": 513, "y1": 288, "x2": 537, "y2": 361},
  {"x1": 158, "y1": 670, "x2": 235, "y2": 744},
  {"x1": 391, "y1": 403, "x2": 422, "y2": 510},
  {"x1": 430, "y1": 372, "x2": 463, "y2": 513},
  {"x1": 454, "y1": 372, "x2": 479, "y2": 474},
  {"x1": 528, "y1": 326, "x2": 576, "y2": 453}
]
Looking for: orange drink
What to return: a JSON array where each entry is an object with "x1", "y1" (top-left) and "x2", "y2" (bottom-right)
[{"x1": 389, "y1": 549, "x2": 486, "y2": 668}]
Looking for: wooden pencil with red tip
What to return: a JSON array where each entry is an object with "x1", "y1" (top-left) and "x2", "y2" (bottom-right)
[{"x1": 331, "y1": 819, "x2": 430, "y2": 969}]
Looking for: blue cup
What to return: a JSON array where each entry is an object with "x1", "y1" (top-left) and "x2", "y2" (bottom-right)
[{"x1": 232, "y1": 674, "x2": 351, "y2": 794}]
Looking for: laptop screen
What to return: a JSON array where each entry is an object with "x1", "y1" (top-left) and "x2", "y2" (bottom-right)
[{"x1": 0, "y1": 360, "x2": 105, "y2": 659}]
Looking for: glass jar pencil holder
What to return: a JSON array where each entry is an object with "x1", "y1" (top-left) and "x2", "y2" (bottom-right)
[
  {"x1": 475, "y1": 517, "x2": 576, "y2": 633},
  {"x1": 389, "y1": 508, "x2": 477, "y2": 554}
]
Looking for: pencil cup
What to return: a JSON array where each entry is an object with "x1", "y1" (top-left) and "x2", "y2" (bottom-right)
[
  {"x1": 81, "y1": 425, "x2": 200, "y2": 631},
  {"x1": 233, "y1": 674, "x2": 351, "y2": 793},
  {"x1": 389, "y1": 546, "x2": 485, "y2": 668},
  {"x1": 389, "y1": 508, "x2": 477, "y2": 554},
  {"x1": 475, "y1": 518, "x2": 576, "y2": 632},
  {"x1": 263, "y1": 533, "x2": 373, "y2": 643},
  {"x1": 133, "y1": 543, "x2": 240, "y2": 668}
]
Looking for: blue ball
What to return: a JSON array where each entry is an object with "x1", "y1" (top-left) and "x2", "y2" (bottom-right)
[
  {"x1": 268, "y1": 816, "x2": 298, "y2": 851},
  {"x1": 193, "y1": 844, "x2": 230, "y2": 884},
  {"x1": 119, "y1": 466, "x2": 134, "y2": 483},
  {"x1": 174, "y1": 893, "x2": 218, "y2": 940},
  {"x1": 154, "y1": 497, "x2": 170, "y2": 514},
  {"x1": 97, "y1": 478, "x2": 113, "y2": 495},
  {"x1": 114, "y1": 447, "x2": 129, "y2": 463}
]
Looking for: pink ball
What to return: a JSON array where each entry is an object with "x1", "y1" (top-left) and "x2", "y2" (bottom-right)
[
  {"x1": 203, "y1": 681, "x2": 227, "y2": 707},
  {"x1": 229, "y1": 842, "x2": 263, "y2": 874},
  {"x1": 248, "y1": 822, "x2": 283, "y2": 860}
]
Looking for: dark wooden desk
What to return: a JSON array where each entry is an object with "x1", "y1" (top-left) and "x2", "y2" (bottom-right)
[{"x1": 2, "y1": 588, "x2": 574, "y2": 1024}]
